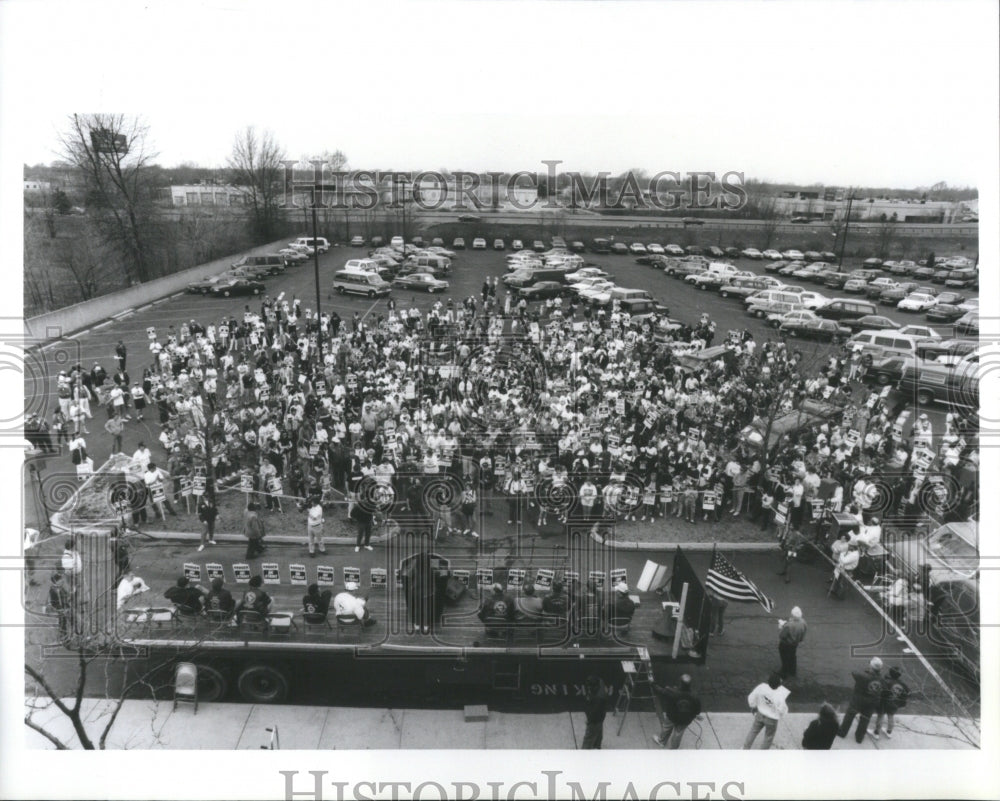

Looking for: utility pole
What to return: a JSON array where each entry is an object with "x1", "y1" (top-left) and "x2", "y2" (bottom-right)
[{"x1": 837, "y1": 190, "x2": 855, "y2": 268}]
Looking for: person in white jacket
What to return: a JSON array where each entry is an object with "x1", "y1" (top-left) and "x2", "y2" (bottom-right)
[{"x1": 744, "y1": 672, "x2": 788, "y2": 749}]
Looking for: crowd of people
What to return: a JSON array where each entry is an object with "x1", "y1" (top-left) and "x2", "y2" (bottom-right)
[{"x1": 37, "y1": 276, "x2": 975, "y2": 564}]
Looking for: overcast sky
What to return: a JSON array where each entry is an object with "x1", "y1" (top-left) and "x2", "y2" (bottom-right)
[{"x1": 1, "y1": 0, "x2": 996, "y2": 188}]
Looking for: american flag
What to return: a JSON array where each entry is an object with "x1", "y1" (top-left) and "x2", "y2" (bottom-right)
[{"x1": 705, "y1": 549, "x2": 774, "y2": 613}]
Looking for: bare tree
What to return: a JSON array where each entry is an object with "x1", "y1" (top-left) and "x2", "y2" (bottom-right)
[
  {"x1": 57, "y1": 236, "x2": 113, "y2": 302},
  {"x1": 227, "y1": 126, "x2": 286, "y2": 243},
  {"x1": 58, "y1": 114, "x2": 160, "y2": 285}
]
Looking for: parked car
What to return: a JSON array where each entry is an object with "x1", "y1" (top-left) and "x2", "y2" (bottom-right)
[
  {"x1": 798, "y1": 291, "x2": 830, "y2": 310},
  {"x1": 431, "y1": 237, "x2": 444, "y2": 247},
  {"x1": 611, "y1": 242, "x2": 629, "y2": 255},
  {"x1": 896, "y1": 324, "x2": 941, "y2": 340},
  {"x1": 944, "y1": 269, "x2": 978, "y2": 289},
  {"x1": 781, "y1": 249, "x2": 805, "y2": 261},
  {"x1": 452, "y1": 237, "x2": 466, "y2": 250},
  {"x1": 915, "y1": 339, "x2": 978, "y2": 365},
  {"x1": 533, "y1": 240, "x2": 547, "y2": 253},
  {"x1": 278, "y1": 248, "x2": 309, "y2": 264},
  {"x1": 718, "y1": 276, "x2": 785, "y2": 300},
  {"x1": 570, "y1": 241, "x2": 587, "y2": 253},
  {"x1": 565, "y1": 267, "x2": 611, "y2": 282},
  {"x1": 685, "y1": 245, "x2": 704, "y2": 255},
  {"x1": 392, "y1": 273, "x2": 450, "y2": 293},
  {"x1": 761, "y1": 249, "x2": 782, "y2": 261},
  {"x1": 472, "y1": 237, "x2": 487, "y2": 250},
  {"x1": 843, "y1": 277, "x2": 869, "y2": 293},
  {"x1": 210, "y1": 278, "x2": 265, "y2": 297},
  {"x1": 493, "y1": 238, "x2": 505, "y2": 250},
  {"x1": 512, "y1": 239, "x2": 524, "y2": 250},
  {"x1": 864, "y1": 356, "x2": 909, "y2": 387},
  {"x1": 763, "y1": 260, "x2": 787, "y2": 274},
  {"x1": 742, "y1": 246, "x2": 764, "y2": 259},
  {"x1": 862, "y1": 257, "x2": 883, "y2": 267},
  {"x1": 516, "y1": 281, "x2": 567, "y2": 301},
  {"x1": 912, "y1": 266, "x2": 937, "y2": 281},
  {"x1": 706, "y1": 246, "x2": 725, "y2": 258},
  {"x1": 664, "y1": 244, "x2": 685, "y2": 256},
  {"x1": 724, "y1": 247, "x2": 741, "y2": 259},
  {"x1": 897, "y1": 292, "x2": 938, "y2": 312},
  {"x1": 878, "y1": 282, "x2": 919, "y2": 305},
  {"x1": 780, "y1": 318, "x2": 850, "y2": 342},
  {"x1": 815, "y1": 298, "x2": 878, "y2": 321},
  {"x1": 843, "y1": 315, "x2": 900, "y2": 333},
  {"x1": 629, "y1": 242, "x2": 647, "y2": 255},
  {"x1": 187, "y1": 275, "x2": 229, "y2": 295},
  {"x1": 954, "y1": 311, "x2": 979, "y2": 336}
]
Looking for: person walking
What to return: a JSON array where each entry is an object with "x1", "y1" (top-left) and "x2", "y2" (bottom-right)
[
  {"x1": 653, "y1": 674, "x2": 702, "y2": 749},
  {"x1": 581, "y1": 675, "x2": 613, "y2": 749},
  {"x1": 306, "y1": 495, "x2": 327, "y2": 557},
  {"x1": 872, "y1": 666, "x2": 909, "y2": 741},
  {"x1": 838, "y1": 657, "x2": 884, "y2": 744},
  {"x1": 743, "y1": 672, "x2": 788, "y2": 749},
  {"x1": 802, "y1": 703, "x2": 840, "y2": 750},
  {"x1": 197, "y1": 494, "x2": 218, "y2": 551},
  {"x1": 778, "y1": 606, "x2": 807, "y2": 679},
  {"x1": 243, "y1": 502, "x2": 267, "y2": 559},
  {"x1": 115, "y1": 340, "x2": 127, "y2": 372}
]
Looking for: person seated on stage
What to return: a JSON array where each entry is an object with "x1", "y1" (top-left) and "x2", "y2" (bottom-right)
[
  {"x1": 608, "y1": 581, "x2": 637, "y2": 625},
  {"x1": 854, "y1": 515, "x2": 882, "y2": 551},
  {"x1": 542, "y1": 580, "x2": 570, "y2": 617},
  {"x1": 235, "y1": 575, "x2": 272, "y2": 619},
  {"x1": 303, "y1": 583, "x2": 333, "y2": 621},
  {"x1": 116, "y1": 571, "x2": 149, "y2": 610},
  {"x1": 333, "y1": 581, "x2": 376, "y2": 626},
  {"x1": 163, "y1": 575, "x2": 207, "y2": 616},
  {"x1": 478, "y1": 583, "x2": 515, "y2": 633},
  {"x1": 514, "y1": 582, "x2": 545, "y2": 623},
  {"x1": 204, "y1": 577, "x2": 236, "y2": 617}
]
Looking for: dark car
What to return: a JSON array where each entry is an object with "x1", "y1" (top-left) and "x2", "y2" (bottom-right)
[
  {"x1": 924, "y1": 304, "x2": 966, "y2": 323},
  {"x1": 724, "y1": 247, "x2": 741, "y2": 259},
  {"x1": 844, "y1": 315, "x2": 900, "y2": 333},
  {"x1": 533, "y1": 240, "x2": 547, "y2": 253},
  {"x1": 706, "y1": 246, "x2": 725, "y2": 257},
  {"x1": 517, "y1": 281, "x2": 567, "y2": 301},
  {"x1": 684, "y1": 245, "x2": 704, "y2": 255},
  {"x1": 591, "y1": 238, "x2": 611, "y2": 254},
  {"x1": 863, "y1": 257, "x2": 883, "y2": 267},
  {"x1": 933, "y1": 290, "x2": 965, "y2": 306},
  {"x1": 824, "y1": 272, "x2": 852, "y2": 290},
  {"x1": 210, "y1": 278, "x2": 265, "y2": 297},
  {"x1": 878, "y1": 282, "x2": 918, "y2": 305},
  {"x1": 931, "y1": 269, "x2": 953, "y2": 284},
  {"x1": 611, "y1": 242, "x2": 629, "y2": 255},
  {"x1": 763, "y1": 260, "x2": 788, "y2": 274},
  {"x1": 392, "y1": 272, "x2": 450, "y2": 293},
  {"x1": 864, "y1": 356, "x2": 908, "y2": 387},
  {"x1": 570, "y1": 241, "x2": 586, "y2": 253},
  {"x1": 458, "y1": 214, "x2": 481, "y2": 223},
  {"x1": 815, "y1": 298, "x2": 878, "y2": 322},
  {"x1": 779, "y1": 318, "x2": 850, "y2": 342},
  {"x1": 915, "y1": 338, "x2": 978, "y2": 363},
  {"x1": 187, "y1": 276, "x2": 228, "y2": 295},
  {"x1": 912, "y1": 266, "x2": 936, "y2": 281}
]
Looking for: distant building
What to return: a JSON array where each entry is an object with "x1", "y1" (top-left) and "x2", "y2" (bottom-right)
[
  {"x1": 770, "y1": 190, "x2": 964, "y2": 223},
  {"x1": 165, "y1": 184, "x2": 245, "y2": 206},
  {"x1": 24, "y1": 180, "x2": 52, "y2": 193}
]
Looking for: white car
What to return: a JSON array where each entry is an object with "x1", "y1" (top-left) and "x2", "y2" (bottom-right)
[
  {"x1": 665, "y1": 244, "x2": 685, "y2": 256},
  {"x1": 575, "y1": 279, "x2": 615, "y2": 301},
  {"x1": 512, "y1": 239, "x2": 524, "y2": 250},
  {"x1": 897, "y1": 292, "x2": 937, "y2": 312},
  {"x1": 868, "y1": 277, "x2": 898, "y2": 292},
  {"x1": 427, "y1": 246, "x2": 456, "y2": 258},
  {"x1": 289, "y1": 243, "x2": 314, "y2": 256},
  {"x1": 770, "y1": 309, "x2": 819, "y2": 328},
  {"x1": 798, "y1": 291, "x2": 829, "y2": 310},
  {"x1": 630, "y1": 242, "x2": 647, "y2": 255},
  {"x1": 958, "y1": 297, "x2": 979, "y2": 312},
  {"x1": 741, "y1": 247, "x2": 763, "y2": 259},
  {"x1": 897, "y1": 324, "x2": 942, "y2": 340},
  {"x1": 762, "y1": 249, "x2": 783, "y2": 261},
  {"x1": 390, "y1": 236, "x2": 405, "y2": 249},
  {"x1": 278, "y1": 247, "x2": 308, "y2": 263},
  {"x1": 647, "y1": 243, "x2": 665, "y2": 255},
  {"x1": 472, "y1": 237, "x2": 487, "y2": 250},
  {"x1": 781, "y1": 249, "x2": 805, "y2": 261},
  {"x1": 565, "y1": 267, "x2": 610, "y2": 282}
]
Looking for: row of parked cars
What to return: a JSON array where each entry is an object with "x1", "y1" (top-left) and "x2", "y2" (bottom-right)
[{"x1": 185, "y1": 237, "x2": 332, "y2": 297}]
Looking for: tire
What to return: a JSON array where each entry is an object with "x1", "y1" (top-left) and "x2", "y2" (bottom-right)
[
  {"x1": 428, "y1": 287, "x2": 436, "y2": 294},
  {"x1": 720, "y1": 291, "x2": 730, "y2": 298},
  {"x1": 699, "y1": 284, "x2": 707, "y2": 291},
  {"x1": 201, "y1": 289, "x2": 209, "y2": 295},
  {"x1": 917, "y1": 389, "x2": 934, "y2": 406},
  {"x1": 237, "y1": 665, "x2": 289, "y2": 704},
  {"x1": 876, "y1": 372, "x2": 891, "y2": 386},
  {"x1": 253, "y1": 289, "x2": 260, "y2": 295},
  {"x1": 223, "y1": 291, "x2": 231, "y2": 297},
  {"x1": 195, "y1": 664, "x2": 229, "y2": 702},
  {"x1": 367, "y1": 290, "x2": 376, "y2": 299},
  {"x1": 755, "y1": 309, "x2": 764, "y2": 318},
  {"x1": 336, "y1": 286, "x2": 345, "y2": 294}
]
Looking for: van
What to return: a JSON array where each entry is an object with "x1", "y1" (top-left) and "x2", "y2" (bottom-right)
[
  {"x1": 608, "y1": 287, "x2": 653, "y2": 304},
  {"x1": 744, "y1": 289, "x2": 804, "y2": 308},
  {"x1": 896, "y1": 351, "x2": 978, "y2": 408},
  {"x1": 620, "y1": 297, "x2": 670, "y2": 320},
  {"x1": 231, "y1": 254, "x2": 287, "y2": 274},
  {"x1": 704, "y1": 261, "x2": 739, "y2": 278},
  {"x1": 405, "y1": 254, "x2": 451, "y2": 274},
  {"x1": 292, "y1": 236, "x2": 330, "y2": 253},
  {"x1": 848, "y1": 331, "x2": 923, "y2": 362},
  {"x1": 815, "y1": 298, "x2": 877, "y2": 321},
  {"x1": 343, "y1": 258, "x2": 383, "y2": 274},
  {"x1": 332, "y1": 270, "x2": 392, "y2": 298}
]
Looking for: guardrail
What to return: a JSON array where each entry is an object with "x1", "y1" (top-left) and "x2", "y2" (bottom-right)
[{"x1": 24, "y1": 237, "x2": 290, "y2": 343}]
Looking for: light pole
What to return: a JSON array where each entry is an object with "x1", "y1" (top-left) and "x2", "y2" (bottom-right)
[
  {"x1": 837, "y1": 190, "x2": 855, "y2": 268},
  {"x1": 310, "y1": 185, "x2": 324, "y2": 363}
]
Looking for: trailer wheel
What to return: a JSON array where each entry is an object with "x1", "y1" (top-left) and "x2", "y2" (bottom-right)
[
  {"x1": 237, "y1": 665, "x2": 289, "y2": 703},
  {"x1": 917, "y1": 389, "x2": 934, "y2": 406},
  {"x1": 195, "y1": 664, "x2": 230, "y2": 702}
]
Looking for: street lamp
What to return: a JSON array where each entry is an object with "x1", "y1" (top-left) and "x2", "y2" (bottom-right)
[{"x1": 837, "y1": 190, "x2": 856, "y2": 268}]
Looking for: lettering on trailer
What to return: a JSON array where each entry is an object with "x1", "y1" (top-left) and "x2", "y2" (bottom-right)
[
  {"x1": 610, "y1": 568, "x2": 627, "y2": 587},
  {"x1": 530, "y1": 683, "x2": 588, "y2": 696},
  {"x1": 183, "y1": 563, "x2": 201, "y2": 583},
  {"x1": 451, "y1": 569, "x2": 470, "y2": 587},
  {"x1": 206, "y1": 563, "x2": 225, "y2": 582},
  {"x1": 589, "y1": 570, "x2": 607, "y2": 591},
  {"x1": 289, "y1": 564, "x2": 307, "y2": 586},
  {"x1": 344, "y1": 566, "x2": 361, "y2": 586},
  {"x1": 233, "y1": 563, "x2": 251, "y2": 583},
  {"x1": 507, "y1": 568, "x2": 526, "y2": 591},
  {"x1": 564, "y1": 570, "x2": 580, "y2": 586},
  {"x1": 316, "y1": 565, "x2": 335, "y2": 586},
  {"x1": 262, "y1": 563, "x2": 281, "y2": 584},
  {"x1": 370, "y1": 568, "x2": 388, "y2": 589},
  {"x1": 534, "y1": 568, "x2": 555, "y2": 590}
]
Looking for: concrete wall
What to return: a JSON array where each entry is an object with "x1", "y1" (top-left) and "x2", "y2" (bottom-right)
[{"x1": 24, "y1": 237, "x2": 289, "y2": 342}]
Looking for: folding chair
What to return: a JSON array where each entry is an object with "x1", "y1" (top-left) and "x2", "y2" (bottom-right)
[
  {"x1": 238, "y1": 610, "x2": 268, "y2": 636},
  {"x1": 266, "y1": 612, "x2": 297, "y2": 638},
  {"x1": 335, "y1": 615, "x2": 363, "y2": 640},
  {"x1": 173, "y1": 662, "x2": 198, "y2": 714},
  {"x1": 302, "y1": 612, "x2": 332, "y2": 635}
]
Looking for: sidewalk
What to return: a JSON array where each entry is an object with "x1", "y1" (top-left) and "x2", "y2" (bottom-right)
[{"x1": 23, "y1": 699, "x2": 979, "y2": 750}]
